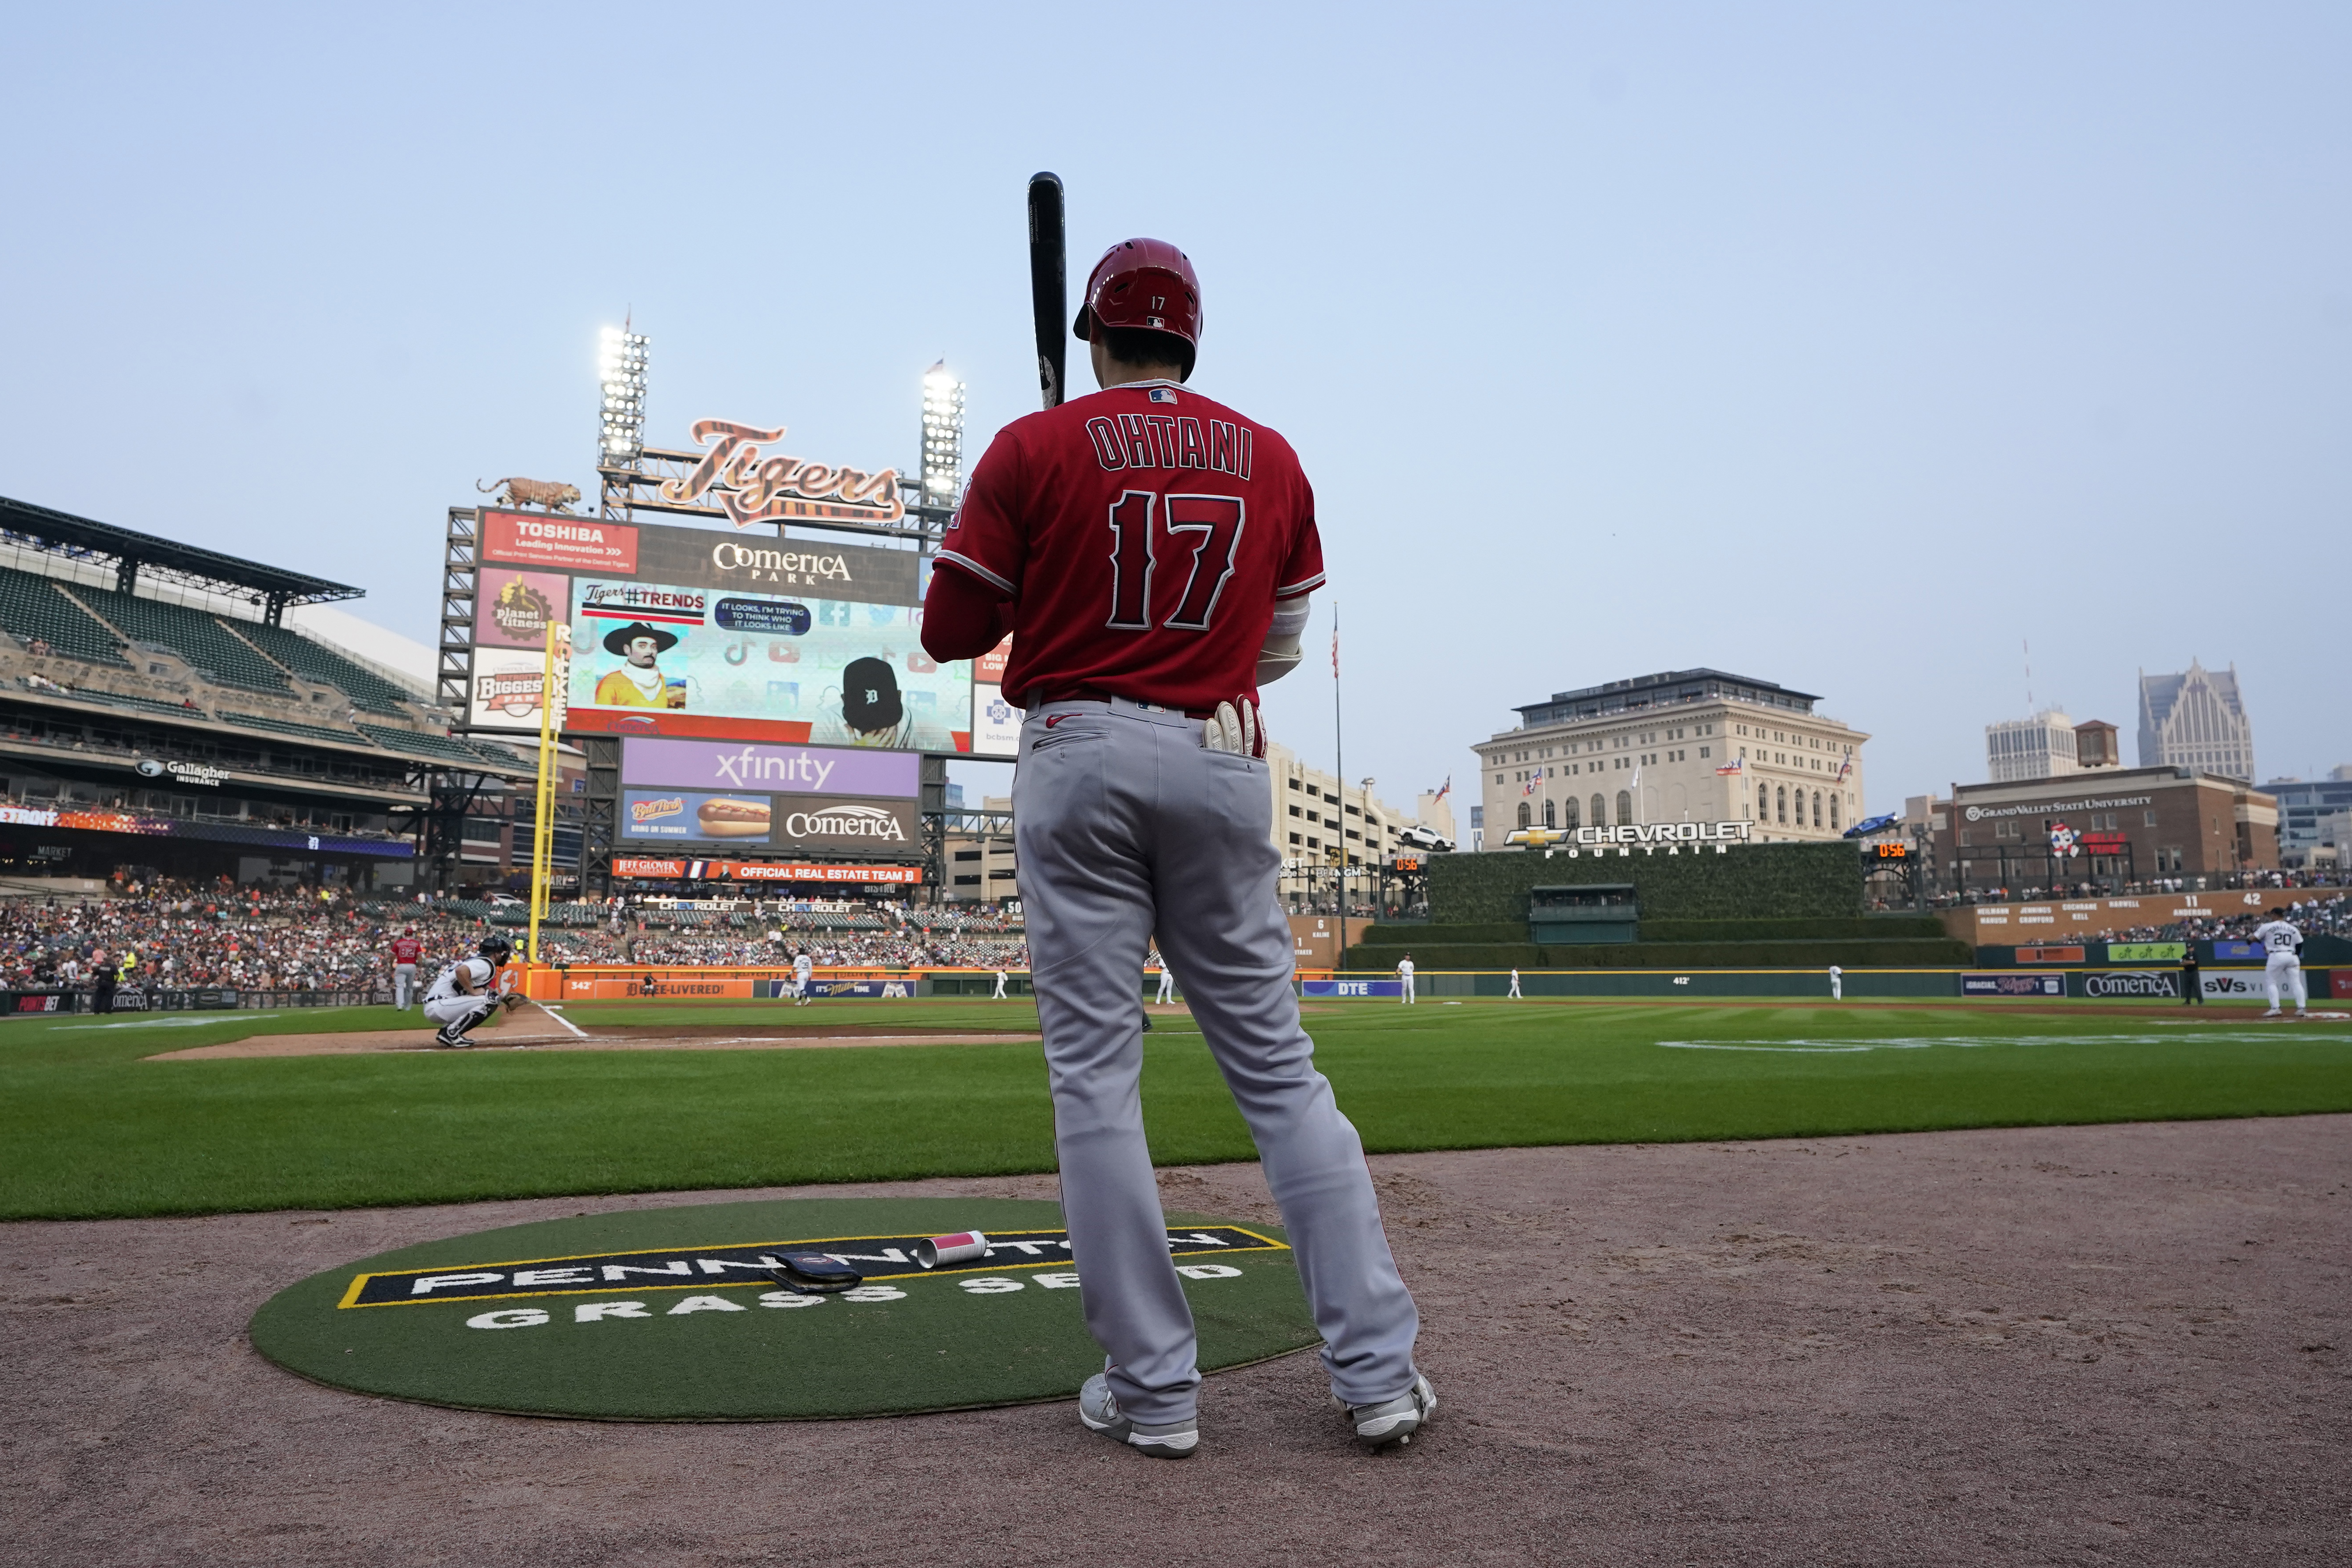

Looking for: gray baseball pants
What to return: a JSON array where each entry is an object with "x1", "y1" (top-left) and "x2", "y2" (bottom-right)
[{"x1": 1015, "y1": 696, "x2": 1421, "y2": 1425}]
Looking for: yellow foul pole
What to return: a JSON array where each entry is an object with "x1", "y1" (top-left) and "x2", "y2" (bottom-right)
[{"x1": 528, "y1": 621, "x2": 572, "y2": 966}]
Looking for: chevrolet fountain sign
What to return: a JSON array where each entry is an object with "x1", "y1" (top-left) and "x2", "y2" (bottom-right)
[{"x1": 1506, "y1": 820, "x2": 1754, "y2": 856}]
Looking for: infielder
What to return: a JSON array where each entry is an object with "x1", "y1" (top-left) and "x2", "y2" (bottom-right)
[
  {"x1": 792, "y1": 948, "x2": 814, "y2": 1007},
  {"x1": 923, "y1": 237, "x2": 1428, "y2": 1457},
  {"x1": 421, "y1": 935, "x2": 518, "y2": 1048},
  {"x1": 2253, "y1": 912, "x2": 2307, "y2": 1018},
  {"x1": 1396, "y1": 954, "x2": 1416, "y2": 1005},
  {"x1": 389, "y1": 925, "x2": 423, "y2": 1010},
  {"x1": 1154, "y1": 958, "x2": 1178, "y2": 1005}
]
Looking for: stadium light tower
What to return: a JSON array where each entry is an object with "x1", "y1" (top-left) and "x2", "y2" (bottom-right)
[
  {"x1": 920, "y1": 359, "x2": 965, "y2": 510},
  {"x1": 597, "y1": 322, "x2": 649, "y2": 469}
]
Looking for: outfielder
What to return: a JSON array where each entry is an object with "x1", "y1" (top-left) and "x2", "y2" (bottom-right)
[
  {"x1": 2253, "y1": 912, "x2": 2308, "y2": 1018},
  {"x1": 421, "y1": 935, "x2": 518, "y2": 1048},
  {"x1": 923, "y1": 237, "x2": 1428, "y2": 1458},
  {"x1": 1507, "y1": 968, "x2": 1521, "y2": 1000},
  {"x1": 1396, "y1": 953, "x2": 1416, "y2": 1005},
  {"x1": 1829, "y1": 964, "x2": 1843, "y2": 1002},
  {"x1": 1154, "y1": 958, "x2": 1177, "y2": 1005},
  {"x1": 390, "y1": 925, "x2": 423, "y2": 1010},
  {"x1": 992, "y1": 967, "x2": 1010, "y2": 1000}
]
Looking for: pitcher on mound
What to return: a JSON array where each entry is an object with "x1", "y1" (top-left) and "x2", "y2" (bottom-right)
[{"x1": 922, "y1": 237, "x2": 1428, "y2": 1459}]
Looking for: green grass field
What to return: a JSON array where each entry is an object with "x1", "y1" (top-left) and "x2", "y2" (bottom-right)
[{"x1": 4, "y1": 997, "x2": 2348, "y2": 1221}]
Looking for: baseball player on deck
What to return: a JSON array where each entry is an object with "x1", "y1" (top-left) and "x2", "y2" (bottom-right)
[
  {"x1": 389, "y1": 926, "x2": 423, "y2": 1010},
  {"x1": 421, "y1": 935, "x2": 519, "y2": 1048},
  {"x1": 2253, "y1": 911, "x2": 2308, "y2": 1018},
  {"x1": 922, "y1": 237, "x2": 1429, "y2": 1459}
]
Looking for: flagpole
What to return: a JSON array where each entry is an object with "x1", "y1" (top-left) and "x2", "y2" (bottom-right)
[{"x1": 1332, "y1": 603, "x2": 1346, "y2": 969}]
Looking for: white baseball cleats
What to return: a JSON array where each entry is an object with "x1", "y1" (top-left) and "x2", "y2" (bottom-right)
[
  {"x1": 1078, "y1": 1373, "x2": 1198, "y2": 1458},
  {"x1": 1078, "y1": 1370, "x2": 1437, "y2": 1456},
  {"x1": 1342, "y1": 1373, "x2": 1438, "y2": 1449}
]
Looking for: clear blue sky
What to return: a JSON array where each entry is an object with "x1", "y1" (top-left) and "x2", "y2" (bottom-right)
[{"x1": 5, "y1": 4, "x2": 2345, "y2": 812}]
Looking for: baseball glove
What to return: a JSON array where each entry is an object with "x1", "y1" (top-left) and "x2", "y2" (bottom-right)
[{"x1": 763, "y1": 1251, "x2": 864, "y2": 1295}]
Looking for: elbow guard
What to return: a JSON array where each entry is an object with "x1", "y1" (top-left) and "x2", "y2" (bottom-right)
[{"x1": 1256, "y1": 595, "x2": 1311, "y2": 686}]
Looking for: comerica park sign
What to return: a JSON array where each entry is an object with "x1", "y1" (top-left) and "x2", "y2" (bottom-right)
[{"x1": 1506, "y1": 820, "x2": 1755, "y2": 856}]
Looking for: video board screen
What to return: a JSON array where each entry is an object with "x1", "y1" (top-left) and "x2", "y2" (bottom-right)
[{"x1": 468, "y1": 509, "x2": 1005, "y2": 755}]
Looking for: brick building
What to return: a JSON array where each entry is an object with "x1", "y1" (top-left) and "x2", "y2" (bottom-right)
[{"x1": 1929, "y1": 766, "x2": 2277, "y2": 893}]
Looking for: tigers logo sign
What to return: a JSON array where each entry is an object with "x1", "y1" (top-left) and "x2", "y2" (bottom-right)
[{"x1": 658, "y1": 420, "x2": 905, "y2": 528}]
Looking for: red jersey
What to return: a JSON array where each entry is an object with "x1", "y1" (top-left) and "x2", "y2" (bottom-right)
[
  {"x1": 939, "y1": 380, "x2": 1323, "y2": 712},
  {"x1": 390, "y1": 936, "x2": 422, "y2": 965}
]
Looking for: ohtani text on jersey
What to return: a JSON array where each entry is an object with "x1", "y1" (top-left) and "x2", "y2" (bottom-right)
[{"x1": 1084, "y1": 413, "x2": 1254, "y2": 478}]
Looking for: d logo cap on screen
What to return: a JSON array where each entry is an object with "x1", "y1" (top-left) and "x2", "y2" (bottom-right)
[{"x1": 841, "y1": 656, "x2": 903, "y2": 732}]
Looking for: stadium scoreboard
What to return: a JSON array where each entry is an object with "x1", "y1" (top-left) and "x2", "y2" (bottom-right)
[{"x1": 465, "y1": 507, "x2": 1016, "y2": 759}]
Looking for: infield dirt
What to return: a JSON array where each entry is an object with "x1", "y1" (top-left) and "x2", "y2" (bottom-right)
[{"x1": 7, "y1": 1117, "x2": 2347, "y2": 1565}]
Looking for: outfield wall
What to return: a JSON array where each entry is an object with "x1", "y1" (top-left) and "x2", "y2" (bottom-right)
[{"x1": 1429, "y1": 842, "x2": 1863, "y2": 923}]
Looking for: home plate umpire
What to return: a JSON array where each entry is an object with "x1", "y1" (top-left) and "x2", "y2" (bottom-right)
[{"x1": 920, "y1": 236, "x2": 1432, "y2": 1458}]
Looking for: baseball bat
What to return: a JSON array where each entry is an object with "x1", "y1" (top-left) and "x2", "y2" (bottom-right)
[{"x1": 1027, "y1": 172, "x2": 1067, "y2": 409}]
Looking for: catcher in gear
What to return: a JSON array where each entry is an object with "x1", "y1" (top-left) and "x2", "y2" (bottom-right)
[{"x1": 422, "y1": 935, "x2": 520, "y2": 1048}]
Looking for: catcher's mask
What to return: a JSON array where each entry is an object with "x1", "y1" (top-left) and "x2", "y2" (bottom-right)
[{"x1": 478, "y1": 936, "x2": 514, "y2": 965}]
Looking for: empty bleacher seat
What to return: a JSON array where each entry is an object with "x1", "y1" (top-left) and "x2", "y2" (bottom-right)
[
  {"x1": 218, "y1": 710, "x2": 371, "y2": 747},
  {"x1": 355, "y1": 722, "x2": 505, "y2": 767},
  {"x1": 0, "y1": 568, "x2": 130, "y2": 666},
  {"x1": 237, "y1": 623, "x2": 417, "y2": 716},
  {"x1": 47, "y1": 684, "x2": 211, "y2": 722},
  {"x1": 70, "y1": 584, "x2": 290, "y2": 694}
]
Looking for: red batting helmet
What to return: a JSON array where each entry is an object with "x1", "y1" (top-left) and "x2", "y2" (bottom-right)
[{"x1": 1073, "y1": 238, "x2": 1202, "y2": 357}]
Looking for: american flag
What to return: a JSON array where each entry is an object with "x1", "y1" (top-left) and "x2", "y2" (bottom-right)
[
  {"x1": 1522, "y1": 767, "x2": 1544, "y2": 796},
  {"x1": 1715, "y1": 756, "x2": 1743, "y2": 776},
  {"x1": 1432, "y1": 775, "x2": 1451, "y2": 803},
  {"x1": 1834, "y1": 758, "x2": 1853, "y2": 782}
]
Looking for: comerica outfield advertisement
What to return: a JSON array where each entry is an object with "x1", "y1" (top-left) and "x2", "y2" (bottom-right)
[{"x1": 467, "y1": 509, "x2": 1013, "y2": 756}]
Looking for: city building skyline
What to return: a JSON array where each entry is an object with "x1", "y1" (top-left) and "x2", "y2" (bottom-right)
[{"x1": 2139, "y1": 660, "x2": 2255, "y2": 782}]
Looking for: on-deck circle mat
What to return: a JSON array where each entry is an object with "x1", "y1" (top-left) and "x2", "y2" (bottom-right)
[{"x1": 248, "y1": 1198, "x2": 1318, "y2": 1420}]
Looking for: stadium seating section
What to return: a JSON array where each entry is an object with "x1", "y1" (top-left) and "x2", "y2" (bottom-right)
[
  {"x1": 237, "y1": 622, "x2": 415, "y2": 716},
  {"x1": 217, "y1": 711, "x2": 371, "y2": 748},
  {"x1": 462, "y1": 738, "x2": 524, "y2": 768},
  {"x1": 0, "y1": 569, "x2": 130, "y2": 667},
  {"x1": 356, "y1": 723, "x2": 498, "y2": 767},
  {"x1": 47, "y1": 684, "x2": 212, "y2": 722},
  {"x1": 69, "y1": 585, "x2": 291, "y2": 695}
]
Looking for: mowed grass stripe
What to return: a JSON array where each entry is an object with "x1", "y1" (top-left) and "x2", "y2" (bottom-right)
[{"x1": 1, "y1": 1001, "x2": 2347, "y2": 1220}]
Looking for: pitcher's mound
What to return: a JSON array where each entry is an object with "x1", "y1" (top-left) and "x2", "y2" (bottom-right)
[{"x1": 151, "y1": 1023, "x2": 1040, "y2": 1061}]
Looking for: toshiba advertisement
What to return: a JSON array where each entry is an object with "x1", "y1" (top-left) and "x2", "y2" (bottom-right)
[{"x1": 465, "y1": 509, "x2": 1002, "y2": 753}]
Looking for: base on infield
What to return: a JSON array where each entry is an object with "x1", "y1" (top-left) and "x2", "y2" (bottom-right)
[{"x1": 248, "y1": 1198, "x2": 1316, "y2": 1420}]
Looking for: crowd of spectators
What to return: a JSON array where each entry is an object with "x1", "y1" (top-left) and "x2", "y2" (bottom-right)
[
  {"x1": 1933, "y1": 867, "x2": 2349, "y2": 907},
  {"x1": 2108, "y1": 894, "x2": 2351, "y2": 946},
  {"x1": 0, "y1": 879, "x2": 1029, "y2": 996}
]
